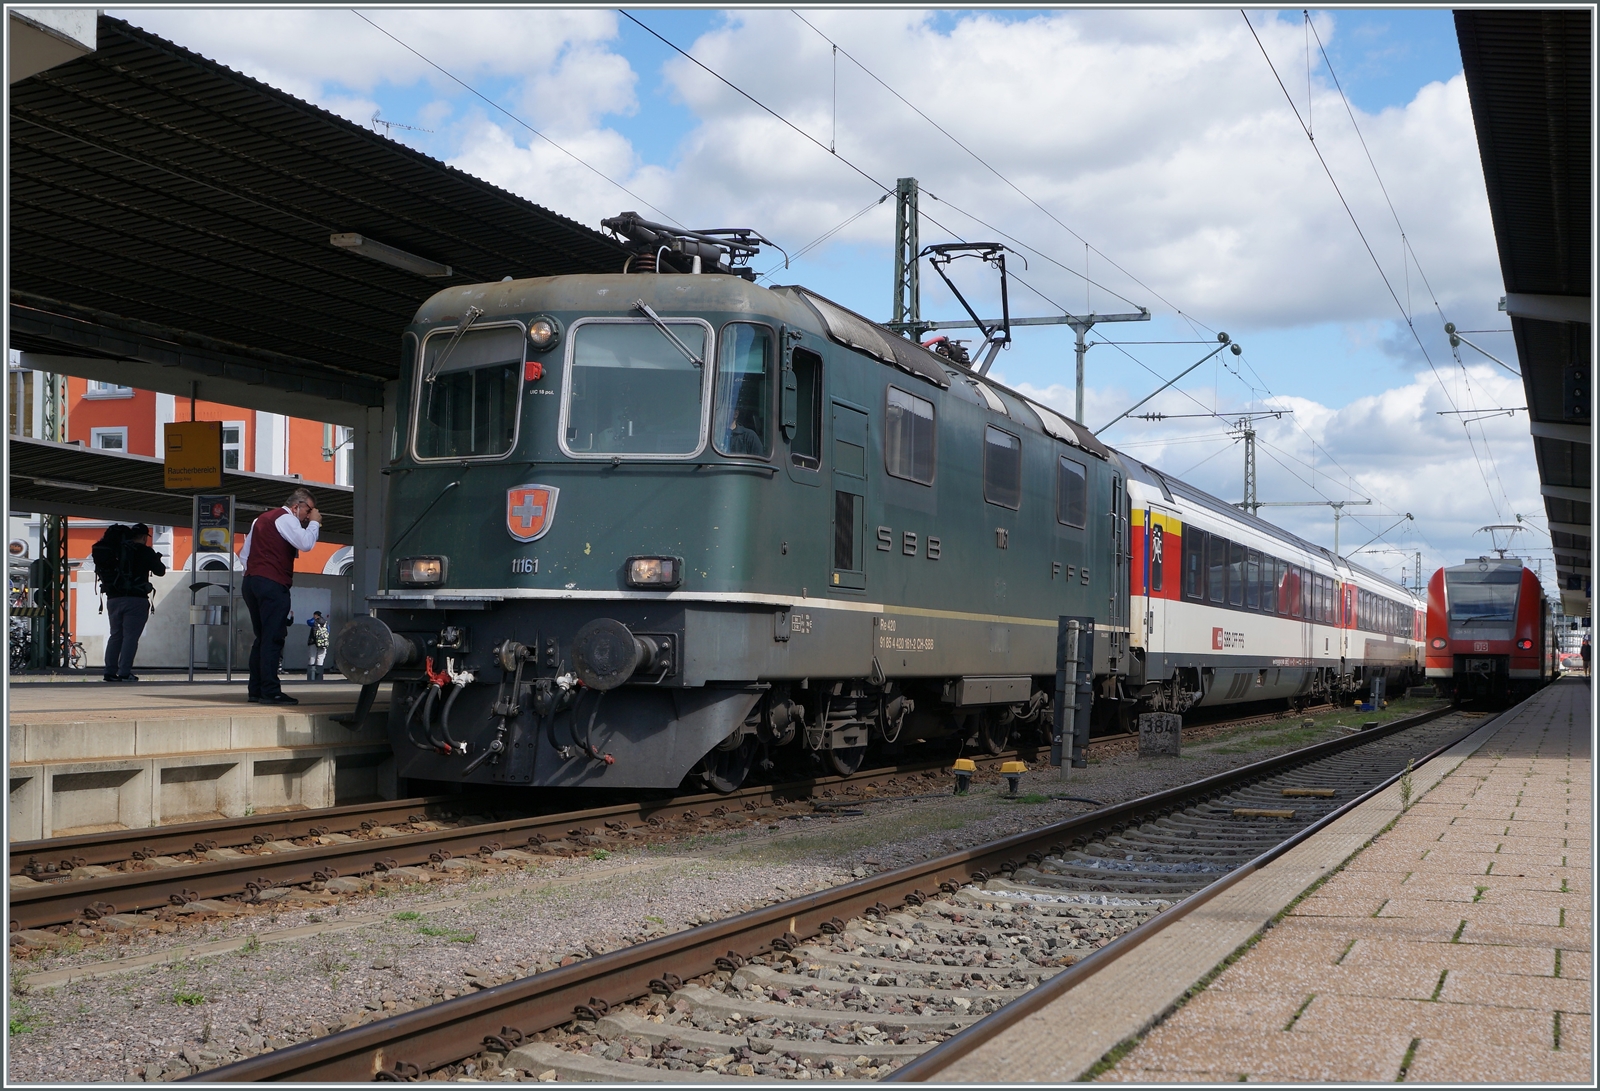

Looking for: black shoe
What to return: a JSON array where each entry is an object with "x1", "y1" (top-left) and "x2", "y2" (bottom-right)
[
  {"x1": 102, "y1": 675, "x2": 120, "y2": 683},
  {"x1": 117, "y1": 674, "x2": 139, "y2": 683},
  {"x1": 246, "y1": 694, "x2": 261, "y2": 703},
  {"x1": 265, "y1": 693, "x2": 299, "y2": 705}
]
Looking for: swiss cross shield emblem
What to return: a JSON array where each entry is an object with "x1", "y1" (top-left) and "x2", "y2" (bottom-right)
[{"x1": 506, "y1": 485, "x2": 559, "y2": 542}]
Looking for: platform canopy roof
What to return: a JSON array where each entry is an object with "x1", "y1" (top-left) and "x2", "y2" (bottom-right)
[
  {"x1": 9, "y1": 437, "x2": 355, "y2": 544},
  {"x1": 8, "y1": 14, "x2": 628, "y2": 423},
  {"x1": 1457, "y1": 9, "x2": 1593, "y2": 619}
]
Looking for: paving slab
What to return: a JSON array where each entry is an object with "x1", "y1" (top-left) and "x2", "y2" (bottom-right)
[
  {"x1": 932, "y1": 680, "x2": 1590, "y2": 1083},
  {"x1": 1080, "y1": 679, "x2": 1590, "y2": 1084}
]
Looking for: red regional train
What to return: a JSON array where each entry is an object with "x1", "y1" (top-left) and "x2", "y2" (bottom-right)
[{"x1": 1425, "y1": 557, "x2": 1558, "y2": 704}]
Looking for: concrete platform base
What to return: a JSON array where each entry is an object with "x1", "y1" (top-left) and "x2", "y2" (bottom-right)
[
  {"x1": 8, "y1": 680, "x2": 394, "y2": 840},
  {"x1": 937, "y1": 695, "x2": 1553, "y2": 1082}
]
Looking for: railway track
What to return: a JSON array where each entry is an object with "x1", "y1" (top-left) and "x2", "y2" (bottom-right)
[
  {"x1": 180, "y1": 703, "x2": 1482, "y2": 1083},
  {"x1": 8, "y1": 749, "x2": 1044, "y2": 931}
]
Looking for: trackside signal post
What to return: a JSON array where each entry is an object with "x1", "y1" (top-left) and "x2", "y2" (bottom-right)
[{"x1": 1054, "y1": 617, "x2": 1094, "y2": 773}]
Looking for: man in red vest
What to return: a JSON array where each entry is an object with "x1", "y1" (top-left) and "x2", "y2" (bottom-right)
[{"x1": 240, "y1": 487, "x2": 321, "y2": 704}]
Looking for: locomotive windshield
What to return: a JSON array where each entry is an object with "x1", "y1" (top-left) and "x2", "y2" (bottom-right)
[
  {"x1": 414, "y1": 325, "x2": 523, "y2": 459},
  {"x1": 1446, "y1": 566, "x2": 1521, "y2": 632},
  {"x1": 563, "y1": 320, "x2": 709, "y2": 457}
]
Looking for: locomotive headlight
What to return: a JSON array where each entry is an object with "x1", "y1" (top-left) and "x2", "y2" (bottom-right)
[
  {"x1": 398, "y1": 556, "x2": 447, "y2": 586},
  {"x1": 1517, "y1": 638, "x2": 1534, "y2": 650},
  {"x1": 626, "y1": 556, "x2": 681, "y2": 588},
  {"x1": 1430, "y1": 638, "x2": 1447, "y2": 650},
  {"x1": 527, "y1": 315, "x2": 561, "y2": 352}
]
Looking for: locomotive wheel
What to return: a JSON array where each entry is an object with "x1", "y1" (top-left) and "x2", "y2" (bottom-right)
[
  {"x1": 977, "y1": 711, "x2": 1012, "y2": 755},
  {"x1": 694, "y1": 736, "x2": 759, "y2": 794},
  {"x1": 826, "y1": 745, "x2": 867, "y2": 777}
]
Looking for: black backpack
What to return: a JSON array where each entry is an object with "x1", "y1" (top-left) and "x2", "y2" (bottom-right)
[{"x1": 91, "y1": 524, "x2": 132, "y2": 600}]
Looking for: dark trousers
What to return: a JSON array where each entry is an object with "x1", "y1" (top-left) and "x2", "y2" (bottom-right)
[
  {"x1": 243, "y1": 575, "x2": 292, "y2": 698},
  {"x1": 103, "y1": 596, "x2": 149, "y2": 678}
]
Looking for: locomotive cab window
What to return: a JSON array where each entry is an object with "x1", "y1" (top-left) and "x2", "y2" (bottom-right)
[
  {"x1": 983, "y1": 426, "x2": 1022, "y2": 509},
  {"x1": 714, "y1": 323, "x2": 773, "y2": 458},
  {"x1": 788, "y1": 348, "x2": 823, "y2": 470},
  {"x1": 884, "y1": 386, "x2": 935, "y2": 484},
  {"x1": 1057, "y1": 456, "x2": 1087, "y2": 527},
  {"x1": 561, "y1": 318, "x2": 711, "y2": 458},
  {"x1": 413, "y1": 324, "x2": 524, "y2": 460}
]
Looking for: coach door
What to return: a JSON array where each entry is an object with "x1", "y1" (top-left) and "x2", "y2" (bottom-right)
[
  {"x1": 1143, "y1": 504, "x2": 1180, "y2": 668},
  {"x1": 829, "y1": 401, "x2": 869, "y2": 592},
  {"x1": 1108, "y1": 474, "x2": 1126, "y2": 670}
]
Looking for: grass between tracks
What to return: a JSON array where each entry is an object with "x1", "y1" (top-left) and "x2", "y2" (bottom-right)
[{"x1": 1189, "y1": 697, "x2": 1444, "y2": 756}]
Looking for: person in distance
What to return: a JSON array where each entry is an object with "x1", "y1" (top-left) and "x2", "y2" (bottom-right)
[
  {"x1": 99, "y1": 523, "x2": 166, "y2": 682},
  {"x1": 240, "y1": 487, "x2": 321, "y2": 704}
]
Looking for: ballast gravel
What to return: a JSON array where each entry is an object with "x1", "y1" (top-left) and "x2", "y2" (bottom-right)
[{"x1": 6, "y1": 704, "x2": 1443, "y2": 1083}]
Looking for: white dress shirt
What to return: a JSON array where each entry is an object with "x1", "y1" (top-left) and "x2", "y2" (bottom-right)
[{"x1": 240, "y1": 507, "x2": 321, "y2": 564}]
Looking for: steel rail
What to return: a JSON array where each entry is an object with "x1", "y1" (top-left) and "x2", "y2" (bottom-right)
[
  {"x1": 8, "y1": 796, "x2": 455, "y2": 875},
  {"x1": 886, "y1": 703, "x2": 1505, "y2": 1080},
  {"x1": 188, "y1": 704, "x2": 1461, "y2": 1082},
  {"x1": 8, "y1": 749, "x2": 1040, "y2": 930}
]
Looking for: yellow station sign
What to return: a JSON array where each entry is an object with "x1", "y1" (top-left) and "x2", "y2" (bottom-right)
[{"x1": 163, "y1": 420, "x2": 224, "y2": 489}]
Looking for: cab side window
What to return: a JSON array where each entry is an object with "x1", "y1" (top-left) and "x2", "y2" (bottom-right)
[
  {"x1": 788, "y1": 348, "x2": 823, "y2": 469},
  {"x1": 714, "y1": 324, "x2": 773, "y2": 458}
]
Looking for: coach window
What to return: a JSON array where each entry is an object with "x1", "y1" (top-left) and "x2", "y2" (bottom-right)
[
  {"x1": 1286, "y1": 567, "x2": 1302, "y2": 618},
  {"x1": 983, "y1": 426, "x2": 1022, "y2": 509},
  {"x1": 714, "y1": 324, "x2": 773, "y2": 458},
  {"x1": 1262, "y1": 556, "x2": 1279, "y2": 614},
  {"x1": 788, "y1": 348, "x2": 823, "y2": 469},
  {"x1": 1226, "y1": 541, "x2": 1245, "y2": 607},
  {"x1": 1057, "y1": 456, "x2": 1088, "y2": 526},
  {"x1": 884, "y1": 386, "x2": 936, "y2": 484},
  {"x1": 1183, "y1": 529, "x2": 1206, "y2": 600},
  {"x1": 1244, "y1": 549, "x2": 1261, "y2": 611},
  {"x1": 1206, "y1": 535, "x2": 1227, "y2": 604}
]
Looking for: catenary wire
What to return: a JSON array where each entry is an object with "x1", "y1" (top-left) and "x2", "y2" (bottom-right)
[
  {"x1": 1241, "y1": 10, "x2": 1506, "y2": 521},
  {"x1": 353, "y1": 10, "x2": 681, "y2": 227}
]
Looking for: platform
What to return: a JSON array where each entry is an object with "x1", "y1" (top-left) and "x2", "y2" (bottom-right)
[
  {"x1": 938, "y1": 679, "x2": 1591, "y2": 1083},
  {"x1": 7, "y1": 679, "x2": 395, "y2": 840}
]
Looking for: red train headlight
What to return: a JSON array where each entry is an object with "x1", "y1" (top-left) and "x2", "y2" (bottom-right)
[
  {"x1": 1517, "y1": 638, "x2": 1533, "y2": 650},
  {"x1": 1430, "y1": 638, "x2": 1447, "y2": 650}
]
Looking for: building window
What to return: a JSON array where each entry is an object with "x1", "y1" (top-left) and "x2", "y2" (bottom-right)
[
  {"x1": 89, "y1": 426, "x2": 128, "y2": 451},
  {"x1": 982, "y1": 426, "x2": 1022, "y2": 509},
  {"x1": 884, "y1": 386, "x2": 935, "y2": 484},
  {"x1": 222, "y1": 421, "x2": 245, "y2": 471},
  {"x1": 84, "y1": 380, "x2": 134, "y2": 399},
  {"x1": 1056, "y1": 456, "x2": 1087, "y2": 527}
]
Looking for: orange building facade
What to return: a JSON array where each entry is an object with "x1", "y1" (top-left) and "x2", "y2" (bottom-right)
[{"x1": 18, "y1": 374, "x2": 352, "y2": 584}]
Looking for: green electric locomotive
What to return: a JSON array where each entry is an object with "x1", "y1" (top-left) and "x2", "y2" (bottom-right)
[{"x1": 335, "y1": 218, "x2": 1128, "y2": 792}]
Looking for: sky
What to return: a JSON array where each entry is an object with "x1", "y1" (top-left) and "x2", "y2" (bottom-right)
[{"x1": 105, "y1": 5, "x2": 1554, "y2": 594}]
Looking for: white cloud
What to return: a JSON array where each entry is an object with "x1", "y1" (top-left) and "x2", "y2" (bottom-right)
[{"x1": 99, "y1": 8, "x2": 1543, "y2": 582}]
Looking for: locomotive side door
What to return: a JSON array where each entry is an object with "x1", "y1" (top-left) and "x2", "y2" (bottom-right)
[{"x1": 829, "y1": 401, "x2": 870, "y2": 592}]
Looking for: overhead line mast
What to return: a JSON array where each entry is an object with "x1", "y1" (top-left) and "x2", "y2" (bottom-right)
[{"x1": 885, "y1": 178, "x2": 1148, "y2": 419}]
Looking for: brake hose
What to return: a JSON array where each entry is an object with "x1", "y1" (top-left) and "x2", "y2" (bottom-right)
[{"x1": 403, "y1": 686, "x2": 435, "y2": 752}]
